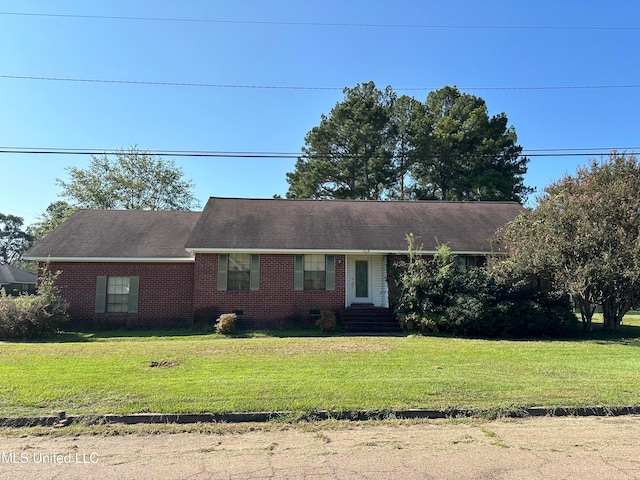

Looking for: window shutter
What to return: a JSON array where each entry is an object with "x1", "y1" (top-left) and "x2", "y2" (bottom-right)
[
  {"x1": 128, "y1": 276, "x2": 139, "y2": 313},
  {"x1": 218, "y1": 254, "x2": 228, "y2": 290},
  {"x1": 250, "y1": 254, "x2": 260, "y2": 291},
  {"x1": 294, "y1": 254, "x2": 304, "y2": 291},
  {"x1": 326, "y1": 255, "x2": 335, "y2": 291},
  {"x1": 95, "y1": 276, "x2": 107, "y2": 313}
]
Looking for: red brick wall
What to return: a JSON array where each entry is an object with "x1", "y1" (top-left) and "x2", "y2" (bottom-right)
[
  {"x1": 193, "y1": 253, "x2": 346, "y2": 328},
  {"x1": 47, "y1": 254, "x2": 349, "y2": 329},
  {"x1": 45, "y1": 261, "x2": 195, "y2": 328}
]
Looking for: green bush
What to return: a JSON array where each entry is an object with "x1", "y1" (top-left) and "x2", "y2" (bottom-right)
[
  {"x1": 397, "y1": 312, "x2": 440, "y2": 334},
  {"x1": 394, "y1": 236, "x2": 576, "y2": 338},
  {"x1": 315, "y1": 310, "x2": 337, "y2": 332},
  {"x1": 0, "y1": 267, "x2": 69, "y2": 340},
  {"x1": 215, "y1": 313, "x2": 237, "y2": 335}
]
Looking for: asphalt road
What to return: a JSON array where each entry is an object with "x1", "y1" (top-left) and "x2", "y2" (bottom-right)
[{"x1": 0, "y1": 415, "x2": 639, "y2": 479}]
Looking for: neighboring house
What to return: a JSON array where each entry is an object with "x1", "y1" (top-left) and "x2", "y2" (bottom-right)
[
  {"x1": 0, "y1": 264, "x2": 37, "y2": 295},
  {"x1": 23, "y1": 197, "x2": 523, "y2": 329}
]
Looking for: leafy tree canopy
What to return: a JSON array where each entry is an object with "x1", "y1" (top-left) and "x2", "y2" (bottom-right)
[
  {"x1": 413, "y1": 86, "x2": 531, "y2": 202},
  {"x1": 287, "y1": 82, "x2": 398, "y2": 200},
  {"x1": 0, "y1": 213, "x2": 32, "y2": 265},
  {"x1": 29, "y1": 201, "x2": 76, "y2": 243},
  {"x1": 57, "y1": 146, "x2": 200, "y2": 210},
  {"x1": 499, "y1": 151, "x2": 640, "y2": 331}
]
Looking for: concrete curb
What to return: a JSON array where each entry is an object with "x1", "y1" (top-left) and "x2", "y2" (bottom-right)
[{"x1": 2, "y1": 406, "x2": 640, "y2": 428}]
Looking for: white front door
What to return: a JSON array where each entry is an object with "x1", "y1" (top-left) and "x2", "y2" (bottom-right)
[{"x1": 348, "y1": 257, "x2": 372, "y2": 304}]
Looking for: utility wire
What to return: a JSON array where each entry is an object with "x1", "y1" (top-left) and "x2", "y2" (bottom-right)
[
  {"x1": 0, "y1": 75, "x2": 342, "y2": 91},
  {"x1": 1, "y1": 11, "x2": 638, "y2": 31},
  {"x1": 0, "y1": 147, "x2": 636, "y2": 159},
  {"x1": 2, "y1": 75, "x2": 640, "y2": 92}
]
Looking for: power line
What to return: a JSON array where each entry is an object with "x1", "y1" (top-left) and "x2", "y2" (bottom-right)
[
  {"x1": 521, "y1": 146, "x2": 640, "y2": 154},
  {"x1": 0, "y1": 147, "x2": 299, "y2": 158},
  {"x1": 2, "y1": 75, "x2": 640, "y2": 92},
  {"x1": 0, "y1": 146, "x2": 636, "y2": 159},
  {"x1": 1, "y1": 11, "x2": 638, "y2": 31},
  {"x1": 0, "y1": 147, "x2": 300, "y2": 158},
  {"x1": 0, "y1": 75, "x2": 342, "y2": 91}
]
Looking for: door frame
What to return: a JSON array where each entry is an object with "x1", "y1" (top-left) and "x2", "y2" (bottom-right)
[{"x1": 347, "y1": 256, "x2": 373, "y2": 304}]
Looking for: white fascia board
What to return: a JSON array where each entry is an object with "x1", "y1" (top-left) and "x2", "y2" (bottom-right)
[
  {"x1": 186, "y1": 248, "x2": 391, "y2": 255},
  {"x1": 22, "y1": 256, "x2": 195, "y2": 263},
  {"x1": 185, "y1": 248, "x2": 505, "y2": 256}
]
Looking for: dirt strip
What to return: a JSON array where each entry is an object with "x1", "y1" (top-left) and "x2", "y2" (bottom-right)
[{"x1": 1, "y1": 415, "x2": 639, "y2": 479}]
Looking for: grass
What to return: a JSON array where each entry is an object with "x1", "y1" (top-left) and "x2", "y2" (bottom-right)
[{"x1": 1, "y1": 316, "x2": 640, "y2": 419}]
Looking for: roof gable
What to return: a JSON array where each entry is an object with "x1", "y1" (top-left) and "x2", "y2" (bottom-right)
[{"x1": 185, "y1": 197, "x2": 523, "y2": 253}]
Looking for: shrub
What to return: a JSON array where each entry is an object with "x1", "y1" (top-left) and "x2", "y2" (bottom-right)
[
  {"x1": 215, "y1": 313, "x2": 237, "y2": 335},
  {"x1": 0, "y1": 266, "x2": 70, "y2": 340},
  {"x1": 397, "y1": 312, "x2": 440, "y2": 334},
  {"x1": 394, "y1": 236, "x2": 577, "y2": 338},
  {"x1": 315, "y1": 310, "x2": 337, "y2": 332}
]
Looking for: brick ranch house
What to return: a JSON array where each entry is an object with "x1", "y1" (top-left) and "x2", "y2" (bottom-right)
[{"x1": 24, "y1": 197, "x2": 523, "y2": 330}]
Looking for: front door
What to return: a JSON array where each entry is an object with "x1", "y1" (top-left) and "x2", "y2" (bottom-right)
[
  {"x1": 355, "y1": 260, "x2": 369, "y2": 299},
  {"x1": 351, "y1": 257, "x2": 372, "y2": 303}
]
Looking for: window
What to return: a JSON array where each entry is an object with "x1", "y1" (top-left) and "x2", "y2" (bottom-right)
[
  {"x1": 107, "y1": 277, "x2": 130, "y2": 313},
  {"x1": 457, "y1": 255, "x2": 487, "y2": 272},
  {"x1": 228, "y1": 254, "x2": 251, "y2": 291},
  {"x1": 95, "y1": 276, "x2": 139, "y2": 313},
  {"x1": 532, "y1": 273, "x2": 551, "y2": 292},
  {"x1": 304, "y1": 254, "x2": 326, "y2": 290},
  {"x1": 295, "y1": 255, "x2": 335, "y2": 291},
  {"x1": 218, "y1": 254, "x2": 260, "y2": 291}
]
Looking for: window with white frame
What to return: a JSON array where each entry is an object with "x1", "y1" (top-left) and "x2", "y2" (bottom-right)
[
  {"x1": 107, "y1": 276, "x2": 130, "y2": 313},
  {"x1": 228, "y1": 254, "x2": 251, "y2": 291},
  {"x1": 95, "y1": 276, "x2": 139, "y2": 314},
  {"x1": 217, "y1": 254, "x2": 260, "y2": 291},
  {"x1": 294, "y1": 254, "x2": 335, "y2": 291},
  {"x1": 304, "y1": 254, "x2": 326, "y2": 290}
]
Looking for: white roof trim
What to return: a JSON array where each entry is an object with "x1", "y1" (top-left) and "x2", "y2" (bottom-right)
[
  {"x1": 23, "y1": 256, "x2": 195, "y2": 263},
  {"x1": 185, "y1": 248, "x2": 504, "y2": 256},
  {"x1": 25, "y1": 250, "x2": 506, "y2": 262}
]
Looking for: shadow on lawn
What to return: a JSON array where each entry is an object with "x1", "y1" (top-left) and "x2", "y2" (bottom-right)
[
  {"x1": 575, "y1": 322, "x2": 640, "y2": 345},
  {"x1": 48, "y1": 327, "x2": 341, "y2": 343},
  {"x1": 10, "y1": 317, "x2": 640, "y2": 344}
]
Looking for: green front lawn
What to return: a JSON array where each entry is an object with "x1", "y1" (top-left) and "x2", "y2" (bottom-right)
[{"x1": 1, "y1": 324, "x2": 640, "y2": 418}]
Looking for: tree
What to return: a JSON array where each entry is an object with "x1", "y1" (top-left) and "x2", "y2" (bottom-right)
[
  {"x1": 57, "y1": 146, "x2": 200, "y2": 210},
  {"x1": 411, "y1": 86, "x2": 531, "y2": 202},
  {"x1": 499, "y1": 152, "x2": 640, "y2": 331},
  {"x1": 286, "y1": 83, "x2": 532, "y2": 203},
  {"x1": 286, "y1": 82, "x2": 398, "y2": 199},
  {"x1": 0, "y1": 213, "x2": 32, "y2": 265},
  {"x1": 29, "y1": 201, "x2": 76, "y2": 243},
  {"x1": 389, "y1": 95, "x2": 423, "y2": 199}
]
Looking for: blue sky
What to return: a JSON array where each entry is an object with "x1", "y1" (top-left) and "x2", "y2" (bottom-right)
[{"x1": 1, "y1": 1, "x2": 639, "y2": 226}]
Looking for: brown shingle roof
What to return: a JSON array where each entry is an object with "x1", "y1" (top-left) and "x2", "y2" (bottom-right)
[
  {"x1": 23, "y1": 199, "x2": 524, "y2": 260},
  {"x1": 185, "y1": 197, "x2": 523, "y2": 253},
  {"x1": 24, "y1": 210, "x2": 201, "y2": 260}
]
